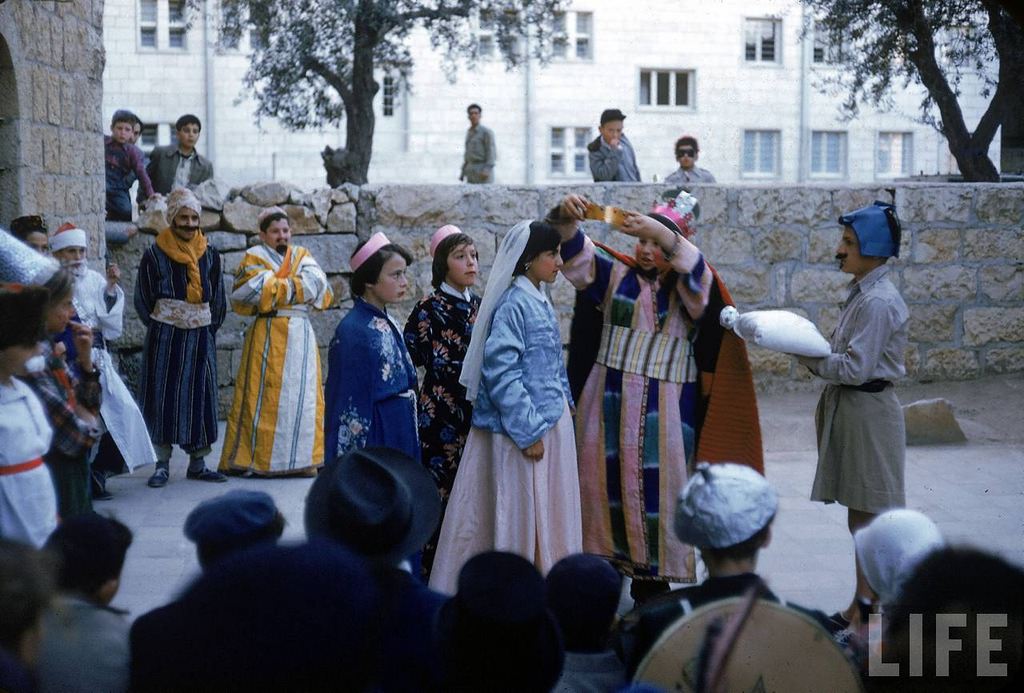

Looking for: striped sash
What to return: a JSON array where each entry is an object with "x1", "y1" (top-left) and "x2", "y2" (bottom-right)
[{"x1": 596, "y1": 324, "x2": 694, "y2": 384}]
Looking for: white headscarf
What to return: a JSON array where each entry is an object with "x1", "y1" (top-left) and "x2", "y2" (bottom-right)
[
  {"x1": 458, "y1": 219, "x2": 533, "y2": 402},
  {"x1": 854, "y1": 509, "x2": 944, "y2": 604}
]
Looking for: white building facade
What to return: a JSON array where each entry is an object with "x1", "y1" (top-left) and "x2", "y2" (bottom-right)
[{"x1": 102, "y1": 0, "x2": 1000, "y2": 190}]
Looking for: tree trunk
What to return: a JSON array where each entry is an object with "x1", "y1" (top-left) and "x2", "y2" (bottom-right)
[
  {"x1": 902, "y1": 1, "x2": 1000, "y2": 181},
  {"x1": 341, "y1": 0, "x2": 381, "y2": 185}
]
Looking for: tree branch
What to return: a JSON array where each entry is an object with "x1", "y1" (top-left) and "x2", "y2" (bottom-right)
[{"x1": 307, "y1": 58, "x2": 353, "y2": 104}]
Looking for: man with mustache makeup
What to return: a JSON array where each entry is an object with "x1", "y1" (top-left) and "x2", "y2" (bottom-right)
[
  {"x1": 135, "y1": 187, "x2": 226, "y2": 488},
  {"x1": 50, "y1": 224, "x2": 155, "y2": 500},
  {"x1": 798, "y1": 201, "x2": 909, "y2": 631}
]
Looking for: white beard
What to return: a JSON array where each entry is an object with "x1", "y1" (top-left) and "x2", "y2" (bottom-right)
[{"x1": 62, "y1": 260, "x2": 87, "y2": 279}]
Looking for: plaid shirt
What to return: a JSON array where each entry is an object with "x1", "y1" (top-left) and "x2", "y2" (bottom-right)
[{"x1": 19, "y1": 341, "x2": 102, "y2": 460}]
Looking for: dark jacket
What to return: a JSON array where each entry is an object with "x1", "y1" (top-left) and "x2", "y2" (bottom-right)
[{"x1": 146, "y1": 145, "x2": 214, "y2": 194}]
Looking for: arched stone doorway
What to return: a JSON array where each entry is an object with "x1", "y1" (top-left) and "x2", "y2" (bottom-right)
[{"x1": 0, "y1": 32, "x2": 21, "y2": 226}]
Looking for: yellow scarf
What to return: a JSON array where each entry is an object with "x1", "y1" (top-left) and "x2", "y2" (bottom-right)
[{"x1": 156, "y1": 227, "x2": 208, "y2": 304}]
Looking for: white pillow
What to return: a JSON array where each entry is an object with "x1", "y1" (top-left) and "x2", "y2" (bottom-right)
[{"x1": 719, "y1": 306, "x2": 832, "y2": 357}]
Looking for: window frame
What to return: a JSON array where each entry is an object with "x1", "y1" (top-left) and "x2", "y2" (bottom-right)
[
  {"x1": 138, "y1": 0, "x2": 158, "y2": 50},
  {"x1": 637, "y1": 68, "x2": 695, "y2": 112},
  {"x1": 740, "y1": 129, "x2": 781, "y2": 178},
  {"x1": 137, "y1": 0, "x2": 189, "y2": 52},
  {"x1": 550, "y1": 10, "x2": 594, "y2": 62},
  {"x1": 548, "y1": 126, "x2": 593, "y2": 179},
  {"x1": 811, "y1": 20, "x2": 848, "y2": 65},
  {"x1": 876, "y1": 131, "x2": 914, "y2": 178},
  {"x1": 743, "y1": 17, "x2": 782, "y2": 65},
  {"x1": 809, "y1": 130, "x2": 848, "y2": 179}
]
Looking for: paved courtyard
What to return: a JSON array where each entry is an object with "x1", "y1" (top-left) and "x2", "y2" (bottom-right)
[{"x1": 104, "y1": 375, "x2": 1024, "y2": 621}]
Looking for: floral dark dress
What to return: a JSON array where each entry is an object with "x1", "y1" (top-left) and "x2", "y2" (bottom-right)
[{"x1": 403, "y1": 288, "x2": 480, "y2": 575}]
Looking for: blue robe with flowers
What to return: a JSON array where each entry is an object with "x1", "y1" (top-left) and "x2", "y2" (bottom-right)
[{"x1": 324, "y1": 298, "x2": 420, "y2": 462}]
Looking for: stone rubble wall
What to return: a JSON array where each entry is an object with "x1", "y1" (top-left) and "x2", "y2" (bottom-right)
[{"x1": 105, "y1": 182, "x2": 1024, "y2": 416}]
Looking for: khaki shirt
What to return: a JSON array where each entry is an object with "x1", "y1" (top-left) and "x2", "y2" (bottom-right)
[
  {"x1": 462, "y1": 125, "x2": 496, "y2": 183},
  {"x1": 809, "y1": 265, "x2": 909, "y2": 385}
]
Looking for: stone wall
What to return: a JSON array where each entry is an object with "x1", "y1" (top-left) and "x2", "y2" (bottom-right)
[
  {"x1": 0, "y1": 0, "x2": 107, "y2": 255},
  {"x1": 106, "y1": 182, "x2": 1024, "y2": 416}
]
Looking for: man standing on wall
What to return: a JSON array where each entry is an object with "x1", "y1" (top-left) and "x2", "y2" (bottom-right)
[
  {"x1": 798, "y1": 201, "x2": 909, "y2": 630},
  {"x1": 460, "y1": 104, "x2": 496, "y2": 184},
  {"x1": 135, "y1": 188, "x2": 226, "y2": 488},
  {"x1": 588, "y1": 108, "x2": 641, "y2": 182}
]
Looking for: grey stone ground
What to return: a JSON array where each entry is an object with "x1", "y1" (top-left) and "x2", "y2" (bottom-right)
[{"x1": 105, "y1": 375, "x2": 1024, "y2": 622}]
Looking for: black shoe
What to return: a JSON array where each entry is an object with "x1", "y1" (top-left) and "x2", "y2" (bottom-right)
[
  {"x1": 91, "y1": 471, "x2": 113, "y2": 500},
  {"x1": 147, "y1": 467, "x2": 170, "y2": 488},
  {"x1": 186, "y1": 467, "x2": 228, "y2": 483}
]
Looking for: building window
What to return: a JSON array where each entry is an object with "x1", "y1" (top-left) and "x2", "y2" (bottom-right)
[
  {"x1": 812, "y1": 21, "x2": 847, "y2": 64},
  {"x1": 575, "y1": 12, "x2": 593, "y2": 59},
  {"x1": 477, "y1": 12, "x2": 496, "y2": 59},
  {"x1": 744, "y1": 18, "x2": 780, "y2": 63},
  {"x1": 639, "y1": 69, "x2": 693, "y2": 108},
  {"x1": 810, "y1": 131, "x2": 847, "y2": 177},
  {"x1": 139, "y1": 124, "x2": 158, "y2": 149},
  {"x1": 138, "y1": 0, "x2": 187, "y2": 50},
  {"x1": 877, "y1": 132, "x2": 913, "y2": 176},
  {"x1": 551, "y1": 11, "x2": 593, "y2": 60},
  {"x1": 168, "y1": 0, "x2": 187, "y2": 49},
  {"x1": 382, "y1": 75, "x2": 398, "y2": 117},
  {"x1": 742, "y1": 130, "x2": 780, "y2": 176},
  {"x1": 550, "y1": 127, "x2": 592, "y2": 176},
  {"x1": 139, "y1": 0, "x2": 157, "y2": 48}
]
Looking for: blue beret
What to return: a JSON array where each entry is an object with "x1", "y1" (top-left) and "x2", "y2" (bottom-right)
[
  {"x1": 184, "y1": 490, "x2": 279, "y2": 546},
  {"x1": 838, "y1": 201, "x2": 901, "y2": 258}
]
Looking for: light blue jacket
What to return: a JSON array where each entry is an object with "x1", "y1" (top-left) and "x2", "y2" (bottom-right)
[{"x1": 471, "y1": 281, "x2": 573, "y2": 449}]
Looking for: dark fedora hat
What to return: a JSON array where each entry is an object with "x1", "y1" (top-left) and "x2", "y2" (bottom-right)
[
  {"x1": 304, "y1": 447, "x2": 441, "y2": 566},
  {"x1": 435, "y1": 551, "x2": 565, "y2": 692}
]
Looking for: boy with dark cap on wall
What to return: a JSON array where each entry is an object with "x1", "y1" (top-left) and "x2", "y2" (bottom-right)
[
  {"x1": 588, "y1": 108, "x2": 641, "y2": 182},
  {"x1": 798, "y1": 201, "x2": 908, "y2": 630},
  {"x1": 105, "y1": 110, "x2": 158, "y2": 221}
]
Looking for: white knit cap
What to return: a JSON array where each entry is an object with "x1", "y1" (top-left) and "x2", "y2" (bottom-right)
[
  {"x1": 674, "y1": 462, "x2": 777, "y2": 549},
  {"x1": 854, "y1": 509, "x2": 944, "y2": 604},
  {"x1": 49, "y1": 222, "x2": 88, "y2": 252}
]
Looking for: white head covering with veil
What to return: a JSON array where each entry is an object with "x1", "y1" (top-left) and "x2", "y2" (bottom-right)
[{"x1": 458, "y1": 219, "x2": 533, "y2": 402}]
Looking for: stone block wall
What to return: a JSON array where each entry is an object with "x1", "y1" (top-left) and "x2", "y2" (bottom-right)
[
  {"x1": 105, "y1": 182, "x2": 1023, "y2": 416},
  {"x1": 0, "y1": 0, "x2": 106, "y2": 255}
]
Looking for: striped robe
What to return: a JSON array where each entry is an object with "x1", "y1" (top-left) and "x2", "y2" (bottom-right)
[
  {"x1": 562, "y1": 230, "x2": 711, "y2": 584},
  {"x1": 219, "y1": 245, "x2": 333, "y2": 475},
  {"x1": 135, "y1": 242, "x2": 225, "y2": 452}
]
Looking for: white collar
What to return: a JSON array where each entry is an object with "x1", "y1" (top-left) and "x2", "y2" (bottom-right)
[
  {"x1": 513, "y1": 275, "x2": 550, "y2": 304},
  {"x1": 440, "y1": 282, "x2": 472, "y2": 301}
]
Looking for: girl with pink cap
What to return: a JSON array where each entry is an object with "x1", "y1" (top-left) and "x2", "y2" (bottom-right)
[
  {"x1": 402, "y1": 224, "x2": 481, "y2": 578},
  {"x1": 323, "y1": 233, "x2": 419, "y2": 462}
]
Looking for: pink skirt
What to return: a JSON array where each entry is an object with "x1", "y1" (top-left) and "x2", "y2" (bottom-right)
[{"x1": 428, "y1": 403, "x2": 583, "y2": 595}]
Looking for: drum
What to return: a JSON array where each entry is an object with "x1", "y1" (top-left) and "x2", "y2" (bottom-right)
[{"x1": 635, "y1": 597, "x2": 863, "y2": 692}]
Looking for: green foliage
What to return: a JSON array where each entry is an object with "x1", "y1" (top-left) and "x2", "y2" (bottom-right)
[
  {"x1": 216, "y1": 0, "x2": 566, "y2": 131},
  {"x1": 802, "y1": 0, "x2": 1022, "y2": 180}
]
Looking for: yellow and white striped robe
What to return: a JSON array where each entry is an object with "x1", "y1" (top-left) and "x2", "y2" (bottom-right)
[{"x1": 218, "y1": 244, "x2": 333, "y2": 475}]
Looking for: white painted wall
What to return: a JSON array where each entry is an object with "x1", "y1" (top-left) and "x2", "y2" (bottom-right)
[{"x1": 102, "y1": 0, "x2": 1000, "y2": 189}]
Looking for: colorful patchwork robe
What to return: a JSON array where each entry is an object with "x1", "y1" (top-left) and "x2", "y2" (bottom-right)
[{"x1": 563, "y1": 229, "x2": 738, "y2": 583}]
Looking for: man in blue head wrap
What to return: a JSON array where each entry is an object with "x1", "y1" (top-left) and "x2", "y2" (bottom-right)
[{"x1": 797, "y1": 200, "x2": 909, "y2": 631}]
